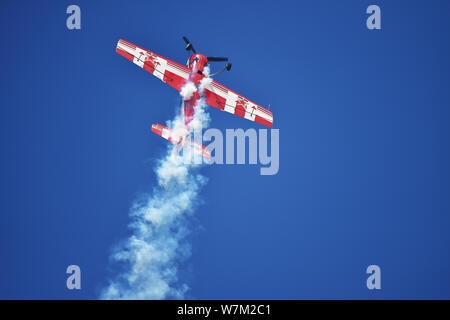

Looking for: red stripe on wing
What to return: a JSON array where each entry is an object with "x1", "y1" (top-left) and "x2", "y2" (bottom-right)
[
  {"x1": 116, "y1": 47, "x2": 134, "y2": 62},
  {"x1": 210, "y1": 80, "x2": 273, "y2": 127},
  {"x1": 164, "y1": 70, "x2": 187, "y2": 91},
  {"x1": 119, "y1": 39, "x2": 190, "y2": 75},
  {"x1": 204, "y1": 89, "x2": 226, "y2": 110},
  {"x1": 255, "y1": 115, "x2": 273, "y2": 128}
]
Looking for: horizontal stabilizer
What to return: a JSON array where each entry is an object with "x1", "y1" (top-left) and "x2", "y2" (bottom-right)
[{"x1": 151, "y1": 124, "x2": 211, "y2": 159}]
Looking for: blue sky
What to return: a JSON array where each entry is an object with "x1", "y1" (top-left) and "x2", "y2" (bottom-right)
[{"x1": 1, "y1": 0, "x2": 450, "y2": 299}]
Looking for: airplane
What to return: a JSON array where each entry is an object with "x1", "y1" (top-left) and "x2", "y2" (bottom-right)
[{"x1": 115, "y1": 37, "x2": 274, "y2": 159}]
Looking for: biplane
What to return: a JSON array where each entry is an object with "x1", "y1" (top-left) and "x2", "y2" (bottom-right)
[{"x1": 116, "y1": 37, "x2": 274, "y2": 158}]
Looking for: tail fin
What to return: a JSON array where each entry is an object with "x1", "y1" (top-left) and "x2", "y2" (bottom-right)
[
  {"x1": 151, "y1": 123, "x2": 211, "y2": 159},
  {"x1": 151, "y1": 123, "x2": 173, "y2": 142}
]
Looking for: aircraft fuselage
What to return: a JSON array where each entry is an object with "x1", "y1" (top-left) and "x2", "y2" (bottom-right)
[{"x1": 182, "y1": 54, "x2": 209, "y2": 127}]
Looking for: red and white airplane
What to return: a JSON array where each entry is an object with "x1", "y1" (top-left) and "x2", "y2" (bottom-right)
[{"x1": 116, "y1": 37, "x2": 274, "y2": 158}]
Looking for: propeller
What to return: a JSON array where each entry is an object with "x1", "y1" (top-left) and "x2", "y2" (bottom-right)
[
  {"x1": 182, "y1": 36, "x2": 196, "y2": 54},
  {"x1": 208, "y1": 62, "x2": 233, "y2": 77},
  {"x1": 182, "y1": 37, "x2": 232, "y2": 75},
  {"x1": 207, "y1": 56, "x2": 228, "y2": 62}
]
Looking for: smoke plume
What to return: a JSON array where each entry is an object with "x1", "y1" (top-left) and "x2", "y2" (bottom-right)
[{"x1": 101, "y1": 79, "x2": 210, "y2": 299}]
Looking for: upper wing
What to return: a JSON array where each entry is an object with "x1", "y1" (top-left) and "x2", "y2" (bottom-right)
[
  {"x1": 116, "y1": 39, "x2": 273, "y2": 127},
  {"x1": 202, "y1": 80, "x2": 274, "y2": 127},
  {"x1": 116, "y1": 39, "x2": 189, "y2": 91}
]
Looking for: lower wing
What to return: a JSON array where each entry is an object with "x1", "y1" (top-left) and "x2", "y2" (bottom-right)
[{"x1": 202, "y1": 80, "x2": 274, "y2": 127}]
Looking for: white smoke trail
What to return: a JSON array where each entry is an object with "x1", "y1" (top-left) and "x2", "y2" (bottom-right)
[{"x1": 101, "y1": 79, "x2": 210, "y2": 299}]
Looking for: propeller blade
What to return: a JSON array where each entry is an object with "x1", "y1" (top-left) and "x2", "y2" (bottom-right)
[
  {"x1": 207, "y1": 56, "x2": 228, "y2": 62},
  {"x1": 182, "y1": 36, "x2": 196, "y2": 53}
]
